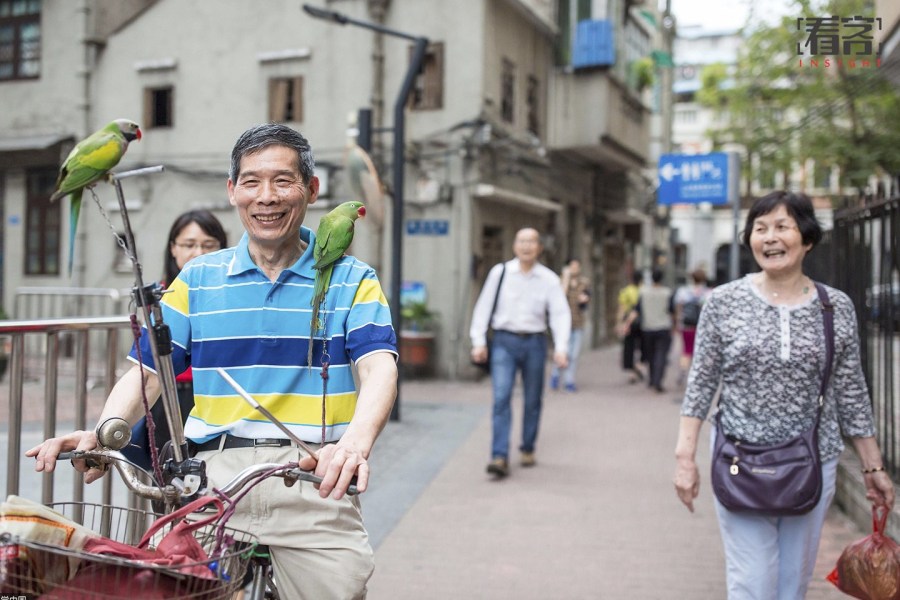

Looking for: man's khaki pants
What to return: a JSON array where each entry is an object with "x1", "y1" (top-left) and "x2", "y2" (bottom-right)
[{"x1": 197, "y1": 444, "x2": 374, "y2": 599}]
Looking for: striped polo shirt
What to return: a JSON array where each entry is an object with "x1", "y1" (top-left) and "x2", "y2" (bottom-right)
[{"x1": 128, "y1": 226, "x2": 397, "y2": 444}]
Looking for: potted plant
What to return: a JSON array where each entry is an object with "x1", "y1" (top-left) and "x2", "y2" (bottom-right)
[
  {"x1": 400, "y1": 301, "x2": 437, "y2": 333},
  {"x1": 631, "y1": 56, "x2": 655, "y2": 92},
  {"x1": 399, "y1": 301, "x2": 437, "y2": 374}
]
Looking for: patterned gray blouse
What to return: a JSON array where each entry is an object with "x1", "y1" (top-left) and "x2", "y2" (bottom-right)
[{"x1": 680, "y1": 275, "x2": 875, "y2": 461}]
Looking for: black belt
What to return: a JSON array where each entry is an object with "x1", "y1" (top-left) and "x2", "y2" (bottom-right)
[
  {"x1": 495, "y1": 330, "x2": 543, "y2": 338},
  {"x1": 193, "y1": 435, "x2": 295, "y2": 453}
]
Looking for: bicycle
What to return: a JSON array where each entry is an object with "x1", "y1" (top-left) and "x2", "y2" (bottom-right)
[{"x1": 1, "y1": 425, "x2": 356, "y2": 600}]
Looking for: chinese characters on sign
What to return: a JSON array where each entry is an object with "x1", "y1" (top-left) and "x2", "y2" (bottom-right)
[
  {"x1": 657, "y1": 153, "x2": 731, "y2": 205},
  {"x1": 797, "y1": 16, "x2": 882, "y2": 68}
]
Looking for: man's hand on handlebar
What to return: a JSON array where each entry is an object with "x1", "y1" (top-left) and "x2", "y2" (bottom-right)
[
  {"x1": 26, "y1": 430, "x2": 107, "y2": 484},
  {"x1": 297, "y1": 443, "x2": 367, "y2": 501}
]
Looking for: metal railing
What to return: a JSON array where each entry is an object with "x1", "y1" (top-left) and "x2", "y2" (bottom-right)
[
  {"x1": 12, "y1": 287, "x2": 131, "y2": 381},
  {"x1": 826, "y1": 196, "x2": 899, "y2": 479},
  {"x1": 0, "y1": 316, "x2": 133, "y2": 505}
]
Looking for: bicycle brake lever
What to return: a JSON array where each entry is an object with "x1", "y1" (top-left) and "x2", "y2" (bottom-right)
[
  {"x1": 57, "y1": 450, "x2": 108, "y2": 471},
  {"x1": 290, "y1": 469, "x2": 358, "y2": 495}
]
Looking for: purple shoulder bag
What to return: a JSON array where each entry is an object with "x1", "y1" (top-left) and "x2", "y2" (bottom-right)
[{"x1": 710, "y1": 282, "x2": 834, "y2": 516}]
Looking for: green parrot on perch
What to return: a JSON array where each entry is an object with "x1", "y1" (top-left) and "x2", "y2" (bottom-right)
[
  {"x1": 309, "y1": 200, "x2": 366, "y2": 367},
  {"x1": 50, "y1": 118, "x2": 142, "y2": 274}
]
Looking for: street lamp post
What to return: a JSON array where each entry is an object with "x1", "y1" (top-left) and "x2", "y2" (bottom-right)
[{"x1": 302, "y1": 4, "x2": 429, "y2": 421}]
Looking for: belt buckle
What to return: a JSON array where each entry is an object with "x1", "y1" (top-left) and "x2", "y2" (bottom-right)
[{"x1": 253, "y1": 438, "x2": 284, "y2": 447}]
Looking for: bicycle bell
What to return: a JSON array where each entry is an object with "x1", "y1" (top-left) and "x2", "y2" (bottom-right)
[{"x1": 96, "y1": 417, "x2": 132, "y2": 450}]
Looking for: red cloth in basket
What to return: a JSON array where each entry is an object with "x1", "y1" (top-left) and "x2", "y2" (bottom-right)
[
  {"x1": 827, "y1": 505, "x2": 900, "y2": 600},
  {"x1": 39, "y1": 496, "x2": 228, "y2": 600},
  {"x1": 80, "y1": 495, "x2": 223, "y2": 579}
]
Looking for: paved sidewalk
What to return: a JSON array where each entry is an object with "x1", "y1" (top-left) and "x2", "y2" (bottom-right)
[
  {"x1": 0, "y1": 344, "x2": 867, "y2": 598},
  {"x1": 365, "y1": 344, "x2": 864, "y2": 599}
]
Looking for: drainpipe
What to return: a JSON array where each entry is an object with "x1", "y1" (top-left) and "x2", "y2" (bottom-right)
[
  {"x1": 367, "y1": 0, "x2": 389, "y2": 274},
  {"x1": 74, "y1": 0, "x2": 93, "y2": 289},
  {"x1": 367, "y1": 0, "x2": 389, "y2": 169}
]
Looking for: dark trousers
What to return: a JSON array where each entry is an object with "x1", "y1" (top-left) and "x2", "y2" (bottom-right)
[
  {"x1": 643, "y1": 329, "x2": 672, "y2": 388},
  {"x1": 622, "y1": 327, "x2": 642, "y2": 370}
]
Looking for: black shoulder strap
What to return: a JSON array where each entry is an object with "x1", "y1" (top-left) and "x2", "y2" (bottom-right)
[
  {"x1": 487, "y1": 264, "x2": 506, "y2": 330},
  {"x1": 813, "y1": 282, "x2": 835, "y2": 423}
]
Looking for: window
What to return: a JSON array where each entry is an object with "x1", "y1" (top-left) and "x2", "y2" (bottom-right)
[
  {"x1": 501, "y1": 58, "x2": 515, "y2": 124},
  {"x1": 144, "y1": 86, "x2": 174, "y2": 128},
  {"x1": 675, "y1": 109, "x2": 697, "y2": 124},
  {"x1": 409, "y1": 42, "x2": 443, "y2": 110},
  {"x1": 0, "y1": 0, "x2": 41, "y2": 81},
  {"x1": 269, "y1": 77, "x2": 304, "y2": 123},
  {"x1": 813, "y1": 162, "x2": 831, "y2": 190},
  {"x1": 526, "y1": 75, "x2": 540, "y2": 137},
  {"x1": 24, "y1": 168, "x2": 59, "y2": 275}
]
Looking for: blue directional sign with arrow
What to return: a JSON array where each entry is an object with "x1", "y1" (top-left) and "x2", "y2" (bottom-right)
[{"x1": 657, "y1": 152, "x2": 731, "y2": 205}]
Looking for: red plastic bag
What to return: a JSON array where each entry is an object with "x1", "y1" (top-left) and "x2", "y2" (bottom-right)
[{"x1": 827, "y1": 505, "x2": 900, "y2": 600}]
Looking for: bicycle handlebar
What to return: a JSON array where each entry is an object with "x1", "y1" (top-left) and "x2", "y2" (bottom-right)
[{"x1": 58, "y1": 449, "x2": 358, "y2": 505}]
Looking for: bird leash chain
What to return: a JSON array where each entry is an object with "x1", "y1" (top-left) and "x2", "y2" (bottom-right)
[
  {"x1": 317, "y1": 299, "x2": 330, "y2": 446},
  {"x1": 88, "y1": 168, "x2": 185, "y2": 483}
]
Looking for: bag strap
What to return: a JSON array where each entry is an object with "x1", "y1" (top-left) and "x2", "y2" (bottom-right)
[
  {"x1": 138, "y1": 495, "x2": 224, "y2": 549},
  {"x1": 486, "y1": 264, "x2": 506, "y2": 332},
  {"x1": 812, "y1": 282, "x2": 834, "y2": 426}
]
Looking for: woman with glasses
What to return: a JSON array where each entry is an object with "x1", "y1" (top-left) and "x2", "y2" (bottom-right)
[{"x1": 123, "y1": 209, "x2": 228, "y2": 470}]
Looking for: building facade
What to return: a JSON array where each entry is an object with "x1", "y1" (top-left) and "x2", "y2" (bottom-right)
[{"x1": 0, "y1": 0, "x2": 669, "y2": 377}]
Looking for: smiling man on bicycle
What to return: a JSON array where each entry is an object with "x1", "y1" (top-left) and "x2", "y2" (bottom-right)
[{"x1": 28, "y1": 123, "x2": 399, "y2": 599}]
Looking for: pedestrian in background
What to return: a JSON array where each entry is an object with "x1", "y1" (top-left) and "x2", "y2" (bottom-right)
[
  {"x1": 616, "y1": 270, "x2": 645, "y2": 383},
  {"x1": 550, "y1": 257, "x2": 590, "y2": 393},
  {"x1": 123, "y1": 209, "x2": 228, "y2": 470},
  {"x1": 470, "y1": 228, "x2": 570, "y2": 478},
  {"x1": 673, "y1": 191, "x2": 894, "y2": 599},
  {"x1": 622, "y1": 269, "x2": 672, "y2": 392},
  {"x1": 672, "y1": 267, "x2": 711, "y2": 386}
]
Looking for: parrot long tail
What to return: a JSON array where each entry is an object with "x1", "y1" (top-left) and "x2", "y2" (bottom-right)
[
  {"x1": 308, "y1": 263, "x2": 334, "y2": 368},
  {"x1": 67, "y1": 189, "x2": 83, "y2": 277}
]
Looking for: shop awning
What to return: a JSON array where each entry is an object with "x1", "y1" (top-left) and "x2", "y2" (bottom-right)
[
  {"x1": 0, "y1": 133, "x2": 72, "y2": 153},
  {"x1": 473, "y1": 183, "x2": 560, "y2": 213}
]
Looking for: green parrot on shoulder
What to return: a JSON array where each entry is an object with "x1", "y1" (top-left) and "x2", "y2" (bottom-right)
[
  {"x1": 51, "y1": 118, "x2": 142, "y2": 275},
  {"x1": 309, "y1": 201, "x2": 366, "y2": 367}
]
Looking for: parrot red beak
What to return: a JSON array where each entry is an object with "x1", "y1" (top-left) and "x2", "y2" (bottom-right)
[
  {"x1": 357, "y1": 206, "x2": 366, "y2": 218},
  {"x1": 136, "y1": 128, "x2": 143, "y2": 141}
]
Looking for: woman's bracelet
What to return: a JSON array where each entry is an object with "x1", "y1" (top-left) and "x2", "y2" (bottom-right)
[{"x1": 862, "y1": 466, "x2": 885, "y2": 474}]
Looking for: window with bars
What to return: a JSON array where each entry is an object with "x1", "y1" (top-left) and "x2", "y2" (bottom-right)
[
  {"x1": 0, "y1": 0, "x2": 41, "y2": 81},
  {"x1": 526, "y1": 75, "x2": 540, "y2": 137},
  {"x1": 24, "y1": 168, "x2": 59, "y2": 275},
  {"x1": 269, "y1": 77, "x2": 304, "y2": 123},
  {"x1": 409, "y1": 42, "x2": 443, "y2": 111},
  {"x1": 501, "y1": 58, "x2": 515, "y2": 124},
  {"x1": 144, "y1": 86, "x2": 174, "y2": 128}
]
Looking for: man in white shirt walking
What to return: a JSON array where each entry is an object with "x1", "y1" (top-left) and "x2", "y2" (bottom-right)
[{"x1": 470, "y1": 228, "x2": 570, "y2": 478}]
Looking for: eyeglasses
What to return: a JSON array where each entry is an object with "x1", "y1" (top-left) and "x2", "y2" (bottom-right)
[{"x1": 173, "y1": 241, "x2": 221, "y2": 252}]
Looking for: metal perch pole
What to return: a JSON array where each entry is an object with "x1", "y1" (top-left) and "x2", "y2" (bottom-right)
[{"x1": 110, "y1": 165, "x2": 187, "y2": 463}]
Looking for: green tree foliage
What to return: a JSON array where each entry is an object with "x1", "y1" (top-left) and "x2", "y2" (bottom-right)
[{"x1": 697, "y1": 0, "x2": 900, "y2": 195}]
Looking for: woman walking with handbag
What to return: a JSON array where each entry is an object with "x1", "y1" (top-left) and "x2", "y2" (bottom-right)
[{"x1": 672, "y1": 191, "x2": 894, "y2": 599}]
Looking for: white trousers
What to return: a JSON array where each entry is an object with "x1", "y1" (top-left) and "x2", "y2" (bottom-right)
[{"x1": 711, "y1": 427, "x2": 838, "y2": 600}]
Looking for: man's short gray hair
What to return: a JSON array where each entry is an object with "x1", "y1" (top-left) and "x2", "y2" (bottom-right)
[{"x1": 229, "y1": 123, "x2": 315, "y2": 184}]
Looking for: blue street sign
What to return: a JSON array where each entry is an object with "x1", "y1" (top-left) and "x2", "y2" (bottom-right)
[
  {"x1": 406, "y1": 219, "x2": 449, "y2": 235},
  {"x1": 657, "y1": 152, "x2": 730, "y2": 205}
]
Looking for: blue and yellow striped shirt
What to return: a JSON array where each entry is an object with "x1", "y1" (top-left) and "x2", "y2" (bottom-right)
[{"x1": 128, "y1": 226, "x2": 397, "y2": 443}]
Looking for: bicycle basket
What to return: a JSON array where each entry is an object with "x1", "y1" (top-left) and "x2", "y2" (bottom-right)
[{"x1": 0, "y1": 501, "x2": 257, "y2": 600}]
